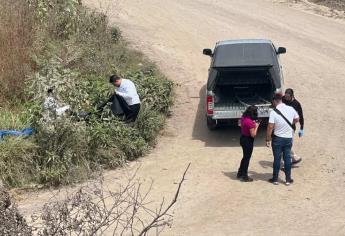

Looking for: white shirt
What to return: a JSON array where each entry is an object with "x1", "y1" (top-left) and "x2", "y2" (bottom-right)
[
  {"x1": 115, "y1": 79, "x2": 140, "y2": 105},
  {"x1": 269, "y1": 103, "x2": 299, "y2": 138}
]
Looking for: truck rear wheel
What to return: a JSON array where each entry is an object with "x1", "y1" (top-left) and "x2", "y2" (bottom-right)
[{"x1": 207, "y1": 117, "x2": 218, "y2": 130}]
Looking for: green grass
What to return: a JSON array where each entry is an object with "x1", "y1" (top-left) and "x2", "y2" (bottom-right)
[
  {"x1": 0, "y1": 108, "x2": 30, "y2": 130},
  {"x1": 0, "y1": 0, "x2": 174, "y2": 188}
]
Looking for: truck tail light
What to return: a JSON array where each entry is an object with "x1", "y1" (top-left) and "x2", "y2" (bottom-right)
[{"x1": 207, "y1": 95, "x2": 213, "y2": 115}]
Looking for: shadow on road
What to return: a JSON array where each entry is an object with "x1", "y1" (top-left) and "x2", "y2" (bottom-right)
[
  {"x1": 259, "y1": 160, "x2": 273, "y2": 169},
  {"x1": 192, "y1": 84, "x2": 267, "y2": 147},
  {"x1": 259, "y1": 160, "x2": 301, "y2": 170},
  {"x1": 222, "y1": 171, "x2": 272, "y2": 182}
]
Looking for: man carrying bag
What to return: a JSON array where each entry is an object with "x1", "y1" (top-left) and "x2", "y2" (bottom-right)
[
  {"x1": 97, "y1": 74, "x2": 141, "y2": 123},
  {"x1": 266, "y1": 94, "x2": 299, "y2": 186}
]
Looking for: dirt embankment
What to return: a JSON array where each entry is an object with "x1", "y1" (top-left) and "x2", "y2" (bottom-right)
[
  {"x1": 310, "y1": 0, "x2": 345, "y2": 11},
  {"x1": 281, "y1": 0, "x2": 345, "y2": 19}
]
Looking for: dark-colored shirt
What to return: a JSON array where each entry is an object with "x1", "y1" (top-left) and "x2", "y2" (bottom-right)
[{"x1": 282, "y1": 96, "x2": 304, "y2": 130}]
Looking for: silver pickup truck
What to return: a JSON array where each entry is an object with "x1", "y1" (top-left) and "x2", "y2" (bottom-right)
[{"x1": 203, "y1": 39, "x2": 286, "y2": 129}]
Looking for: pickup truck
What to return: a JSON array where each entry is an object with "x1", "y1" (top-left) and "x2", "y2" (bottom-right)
[{"x1": 203, "y1": 39, "x2": 286, "y2": 129}]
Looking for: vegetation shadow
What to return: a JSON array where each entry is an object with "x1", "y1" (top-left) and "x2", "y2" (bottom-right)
[{"x1": 192, "y1": 84, "x2": 267, "y2": 147}]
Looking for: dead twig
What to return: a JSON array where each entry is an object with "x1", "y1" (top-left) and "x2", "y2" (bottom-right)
[{"x1": 138, "y1": 163, "x2": 191, "y2": 236}]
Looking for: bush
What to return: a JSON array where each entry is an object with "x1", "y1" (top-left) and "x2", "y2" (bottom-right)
[
  {"x1": 33, "y1": 119, "x2": 90, "y2": 186},
  {"x1": 0, "y1": 139, "x2": 38, "y2": 187},
  {"x1": 0, "y1": 187, "x2": 31, "y2": 235},
  {"x1": 0, "y1": 0, "x2": 174, "y2": 187},
  {"x1": 0, "y1": 108, "x2": 39, "y2": 187},
  {"x1": 86, "y1": 117, "x2": 148, "y2": 164},
  {"x1": 0, "y1": 108, "x2": 31, "y2": 131},
  {"x1": 127, "y1": 71, "x2": 174, "y2": 113},
  {"x1": 136, "y1": 106, "x2": 165, "y2": 145}
]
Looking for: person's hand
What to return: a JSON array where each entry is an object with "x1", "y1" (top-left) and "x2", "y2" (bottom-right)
[
  {"x1": 298, "y1": 129, "x2": 304, "y2": 138},
  {"x1": 96, "y1": 102, "x2": 106, "y2": 112},
  {"x1": 266, "y1": 140, "x2": 271, "y2": 147}
]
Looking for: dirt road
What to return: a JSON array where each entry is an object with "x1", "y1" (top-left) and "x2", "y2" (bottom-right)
[{"x1": 18, "y1": 0, "x2": 345, "y2": 235}]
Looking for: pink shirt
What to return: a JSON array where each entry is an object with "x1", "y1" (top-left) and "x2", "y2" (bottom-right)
[{"x1": 240, "y1": 116, "x2": 256, "y2": 137}]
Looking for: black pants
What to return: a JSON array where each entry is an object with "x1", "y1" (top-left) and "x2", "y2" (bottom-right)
[
  {"x1": 125, "y1": 104, "x2": 141, "y2": 122},
  {"x1": 238, "y1": 135, "x2": 254, "y2": 176},
  {"x1": 111, "y1": 95, "x2": 140, "y2": 122}
]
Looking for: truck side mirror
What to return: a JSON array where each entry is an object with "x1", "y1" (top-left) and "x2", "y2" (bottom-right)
[
  {"x1": 203, "y1": 48, "x2": 213, "y2": 57},
  {"x1": 277, "y1": 47, "x2": 286, "y2": 54}
]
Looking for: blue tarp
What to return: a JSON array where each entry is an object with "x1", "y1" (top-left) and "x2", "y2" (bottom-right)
[{"x1": 0, "y1": 128, "x2": 34, "y2": 140}]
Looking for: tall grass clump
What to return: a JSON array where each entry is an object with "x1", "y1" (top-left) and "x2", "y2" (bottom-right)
[
  {"x1": 0, "y1": 0, "x2": 174, "y2": 187},
  {"x1": 0, "y1": 139, "x2": 38, "y2": 187}
]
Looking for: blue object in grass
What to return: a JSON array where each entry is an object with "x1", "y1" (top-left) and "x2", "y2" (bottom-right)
[{"x1": 0, "y1": 128, "x2": 34, "y2": 140}]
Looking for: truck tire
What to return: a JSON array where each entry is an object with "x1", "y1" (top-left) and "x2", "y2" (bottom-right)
[{"x1": 207, "y1": 117, "x2": 218, "y2": 130}]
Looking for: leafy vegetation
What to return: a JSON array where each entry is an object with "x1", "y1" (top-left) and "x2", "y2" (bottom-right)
[{"x1": 0, "y1": 0, "x2": 174, "y2": 187}]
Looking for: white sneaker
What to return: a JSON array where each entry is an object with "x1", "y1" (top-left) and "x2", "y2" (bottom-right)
[{"x1": 269, "y1": 178, "x2": 279, "y2": 185}]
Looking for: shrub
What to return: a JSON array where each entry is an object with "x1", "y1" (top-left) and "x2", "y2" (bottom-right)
[
  {"x1": 0, "y1": 110, "x2": 38, "y2": 187},
  {"x1": 0, "y1": 0, "x2": 174, "y2": 187},
  {"x1": 0, "y1": 0, "x2": 35, "y2": 104},
  {"x1": 33, "y1": 119, "x2": 91, "y2": 186},
  {"x1": 128, "y1": 71, "x2": 174, "y2": 113},
  {"x1": 87, "y1": 118, "x2": 148, "y2": 162},
  {"x1": 0, "y1": 187, "x2": 31, "y2": 235},
  {"x1": 0, "y1": 139, "x2": 38, "y2": 187},
  {"x1": 0, "y1": 108, "x2": 31, "y2": 131},
  {"x1": 136, "y1": 106, "x2": 165, "y2": 145}
]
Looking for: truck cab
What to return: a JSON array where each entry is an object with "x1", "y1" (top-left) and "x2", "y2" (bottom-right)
[{"x1": 203, "y1": 39, "x2": 286, "y2": 130}]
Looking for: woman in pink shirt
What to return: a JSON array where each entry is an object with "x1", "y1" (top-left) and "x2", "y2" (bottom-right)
[{"x1": 237, "y1": 105, "x2": 260, "y2": 182}]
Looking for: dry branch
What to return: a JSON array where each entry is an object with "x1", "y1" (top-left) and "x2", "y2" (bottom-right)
[{"x1": 31, "y1": 163, "x2": 191, "y2": 235}]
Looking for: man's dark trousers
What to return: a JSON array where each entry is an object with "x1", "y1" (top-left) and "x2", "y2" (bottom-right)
[
  {"x1": 272, "y1": 136, "x2": 293, "y2": 181},
  {"x1": 126, "y1": 104, "x2": 140, "y2": 122},
  {"x1": 114, "y1": 95, "x2": 140, "y2": 122}
]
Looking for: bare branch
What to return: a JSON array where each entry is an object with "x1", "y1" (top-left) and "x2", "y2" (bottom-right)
[
  {"x1": 138, "y1": 163, "x2": 190, "y2": 236},
  {"x1": 30, "y1": 163, "x2": 190, "y2": 236}
]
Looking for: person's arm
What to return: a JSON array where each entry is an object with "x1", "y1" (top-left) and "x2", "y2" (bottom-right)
[
  {"x1": 293, "y1": 117, "x2": 299, "y2": 125},
  {"x1": 266, "y1": 123, "x2": 274, "y2": 147},
  {"x1": 296, "y1": 101, "x2": 304, "y2": 130},
  {"x1": 97, "y1": 93, "x2": 116, "y2": 111},
  {"x1": 249, "y1": 121, "x2": 260, "y2": 138},
  {"x1": 115, "y1": 81, "x2": 136, "y2": 100},
  {"x1": 266, "y1": 111, "x2": 276, "y2": 147},
  {"x1": 294, "y1": 101, "x2": 304, "y2": 137},
  {"x1": 115, "y1": 90, "x2": 132, "y2": 100}
]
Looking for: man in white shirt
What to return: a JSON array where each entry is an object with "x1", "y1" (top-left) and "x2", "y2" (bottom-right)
[
  {"x1": 109, "y1": 74, "x2": 141, "y2": 122},
  {"x1": 266, "y1": 94, "x2": 299, "y2": 186}
]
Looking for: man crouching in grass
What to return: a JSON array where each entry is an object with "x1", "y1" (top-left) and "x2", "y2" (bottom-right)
[{"x1": 109, "y1": 74, "x2": 141, "y2": 123}]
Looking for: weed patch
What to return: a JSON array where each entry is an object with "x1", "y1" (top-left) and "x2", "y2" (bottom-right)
[{"x1": 0, "y1": 0, "x2": 174, "y2": 187}]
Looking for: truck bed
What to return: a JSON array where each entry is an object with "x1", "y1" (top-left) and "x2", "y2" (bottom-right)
[{"x1": 213, "y1": 95, "x2": 271, "y2": 119}]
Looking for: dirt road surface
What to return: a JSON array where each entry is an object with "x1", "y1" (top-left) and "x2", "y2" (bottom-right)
[{"x1": 18, "y1": 1, "x2": 345, "y2": 235}]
